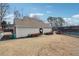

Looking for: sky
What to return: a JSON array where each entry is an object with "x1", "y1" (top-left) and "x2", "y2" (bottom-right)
[{"x1": 5, "y1": 3, "x2": 79, "y2": 26}]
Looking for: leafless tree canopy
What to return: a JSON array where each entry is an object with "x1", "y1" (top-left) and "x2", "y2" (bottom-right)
[
  {"x1": 47, "y1": 17, "x2": 65, "y2": 28},
  {"x1": 14, "y1": 10, "x2": 21, "y2": 20},
  {"x1": 0, "y1": 3, "x2": 9, "y2": 21}
]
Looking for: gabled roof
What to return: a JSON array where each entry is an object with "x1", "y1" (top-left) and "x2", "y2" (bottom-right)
[{"x1": 15, "y1": 17, "x2": 50, "y2": 28}]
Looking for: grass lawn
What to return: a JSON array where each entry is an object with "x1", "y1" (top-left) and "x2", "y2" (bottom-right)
[{"x1": 0, "y1": 34, "x2": 79, "y2": 56}]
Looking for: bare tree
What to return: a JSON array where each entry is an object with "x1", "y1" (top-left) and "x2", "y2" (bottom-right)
[
  {"x1": 14, "y1": 10, "x2": 21, "y2": 20},
  {"x1": 47, "y1": 16, "x2": 53, "y2": 27},
  {"x1": 47, "y1": 16, "x2": 57, "y2": 28},
  {"x1": 47, "y1": 17, "x2": 65, "y2": 27},
  {"x1": 14, "y1": 10, "x2": 21, "y2": 25},
  {"x1": 57, "y1": 17, "x2": 65, "y2": 27},
  {"x1": 47, "y1": 16, "x2": 57, "y2": 31},
  {"x1": 47, "y1": 16, "x2": 65, "y2": 31},
  {"x1": 0, "y1": 3, "x2": 9, "y2": 30},
  {"x1": 0, "y1": 3, "x2": 9, "y2": 21}
]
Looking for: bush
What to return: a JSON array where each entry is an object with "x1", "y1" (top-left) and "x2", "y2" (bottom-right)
[
  {"x1": 44, "y1": 32, "x2": 53, "y2": 35},
  {"x1": 56, "y1": 31, "x2": 63, "y2": 34},
  {"x1": 28, "y1": 33, "x2": 41, "y2": 37}
]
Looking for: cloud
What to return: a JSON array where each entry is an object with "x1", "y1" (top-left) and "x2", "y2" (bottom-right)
[
  {"x1": 63, "y1": 18, "x2": 71, "y2": 20},
  {"x1": 29, "y1": 13, "x2": 44, "y2": 17},
  {"x1": 63, "y1": 17, "x2": 78, "y2": 26},
  {"x1": 44, "y1": 21, "x2": 49, "y2": 23},
  {"x1": 4, "y1": 14, "x2": 14, "y2": 24},
  {"x1": 72, "y1": 14, "x2": 79, "y2": 19},
  {"x1": 63, "y1": 18, "x2": 73, "y2": 26},
  {"x1": 63, "y1": 14, "x2": 79, "y2": 26},
  {"x1": 4, "y1": 14, "x2": 14, "y2": 19}
]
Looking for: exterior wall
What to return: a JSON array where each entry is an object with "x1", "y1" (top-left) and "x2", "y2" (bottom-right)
[
  {"x1": 16, "y1": 27, "x2": 52, "y2": 38},
  {"x1": 43, "y1": 28, "x2": 52, "y2": 33},
  {"x1": 16, "y1": 27, "x2": 39, "y2": 38}
]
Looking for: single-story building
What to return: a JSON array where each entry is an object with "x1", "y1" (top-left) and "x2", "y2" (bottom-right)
[{"x1": 14, "y1": 17, "x2": 52, "y2": 38}]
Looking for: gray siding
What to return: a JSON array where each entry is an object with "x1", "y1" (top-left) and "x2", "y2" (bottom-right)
[
  {"x1": 43, "y1": 28, "x2": 52, "y2": 33},
  {"x1": 16, "y1": 27, "x2": 39, "y2": 38},
  {"x1": 16, "y1": 27, "x2": 52, "y2": 38}
]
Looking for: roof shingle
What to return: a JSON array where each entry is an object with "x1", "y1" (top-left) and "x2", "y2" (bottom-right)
[{"x1": 15, "y1": 17, "x2": 50, "y2": 28}]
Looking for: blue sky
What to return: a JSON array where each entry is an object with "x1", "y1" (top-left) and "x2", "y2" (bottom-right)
[{"x1": 6, "y1": 3, "x2": 79, "y2": 26}]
